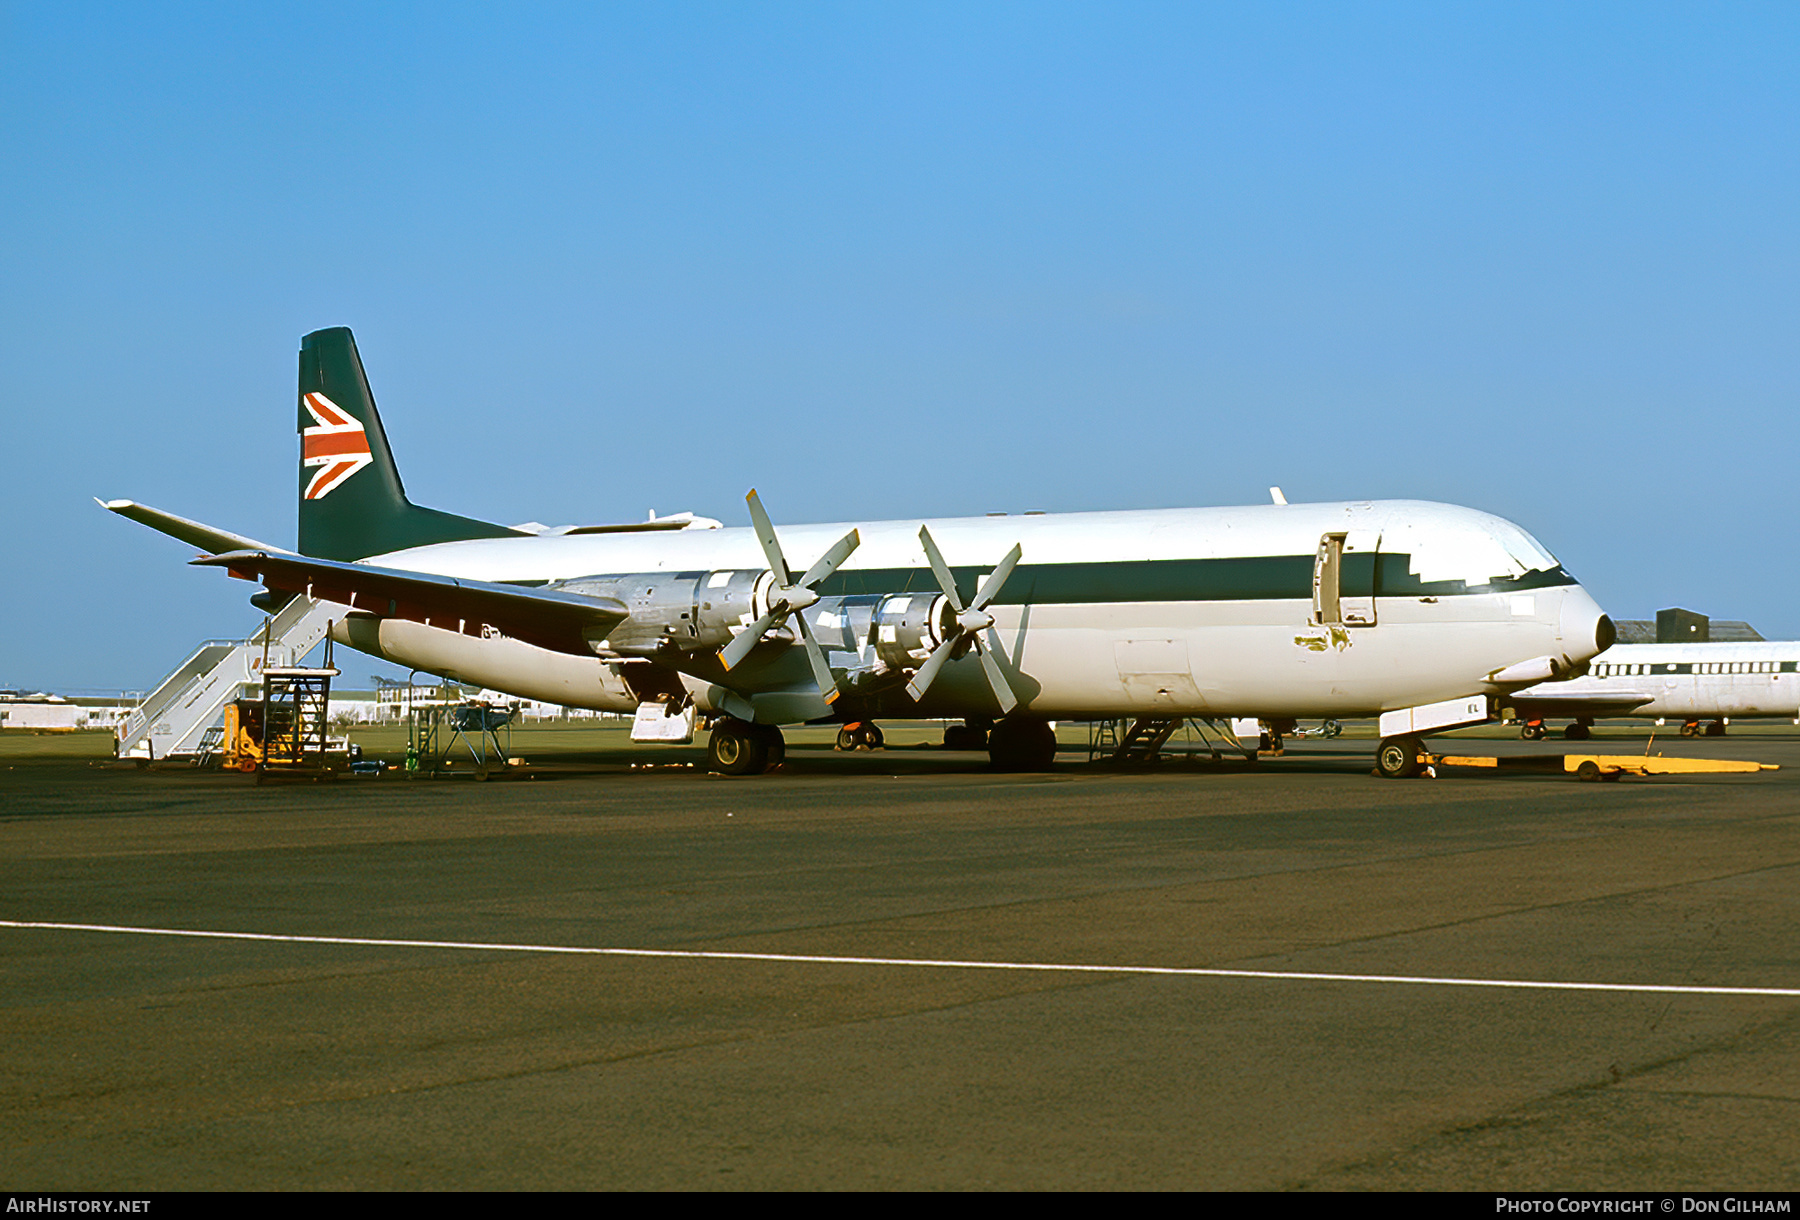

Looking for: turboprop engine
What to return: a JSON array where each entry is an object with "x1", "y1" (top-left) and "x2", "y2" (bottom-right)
[
  {"x1": 552, "y1": 569, "x2": 767, "y2": 656},
  {"x1": 553, "y1": 571, "x2": 966, "y2": 690},
  {"x1": 870, "y1": 592, "x2": 949, "y2": 672}
]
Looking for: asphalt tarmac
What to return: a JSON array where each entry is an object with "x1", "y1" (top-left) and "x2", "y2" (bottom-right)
[{"x1": 3, "y1": 727, "x2": 1798, "y2": 1190}]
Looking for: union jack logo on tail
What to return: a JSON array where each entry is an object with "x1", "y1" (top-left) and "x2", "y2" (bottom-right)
[{"x1": 301, "y1": 392, "x2": 373, "y2": 500}]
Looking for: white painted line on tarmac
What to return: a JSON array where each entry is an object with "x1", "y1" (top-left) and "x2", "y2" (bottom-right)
[{"x1": 6, "y1": 919, "x2": 1799, "y2": 999}]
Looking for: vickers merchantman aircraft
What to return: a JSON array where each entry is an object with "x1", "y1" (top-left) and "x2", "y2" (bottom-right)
[
  {"x1": 1505, "y1": 641, "x2": 1800, "y2": 739},
  {"x1": 106, "y1": 327, "x2": 1616, "y2": 777}
]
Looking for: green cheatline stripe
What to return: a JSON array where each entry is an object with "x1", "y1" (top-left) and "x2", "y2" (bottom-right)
[
  {"x1": 519, "y1": 554, "x2": 1579, "y2": 603},
  {"x1": 813, "y1": 554, "x2": 1578, "y2": 606}
]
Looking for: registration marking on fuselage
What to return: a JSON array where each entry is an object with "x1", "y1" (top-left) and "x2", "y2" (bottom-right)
[{"x1": 7, "y1": 920, "x2": 1798, "y2": 1000}]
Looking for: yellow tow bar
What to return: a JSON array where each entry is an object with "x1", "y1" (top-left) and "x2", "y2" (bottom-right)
[{"x1": 1427, "y1": 752, "x2": 1779, "y2": 781}]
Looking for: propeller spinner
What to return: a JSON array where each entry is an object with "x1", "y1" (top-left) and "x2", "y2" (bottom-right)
[
  {"x1": 718, "y1": 490, "x2": 860, "y2": 703},
  {"x1": 905, "y1": 526, "x2": 1022, "y2": 714}
]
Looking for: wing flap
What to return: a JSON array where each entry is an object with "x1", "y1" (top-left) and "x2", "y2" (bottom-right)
[{"x1": 194, "y1": 550, "x2": 628, "y2": 657}]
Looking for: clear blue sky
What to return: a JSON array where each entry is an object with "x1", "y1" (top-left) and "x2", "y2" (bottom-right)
[{"x1": 3, "y1": 2, "x2": 1796, "y2": 691}]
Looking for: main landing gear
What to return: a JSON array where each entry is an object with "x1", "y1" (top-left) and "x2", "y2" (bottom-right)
[
  {"x1": 1680, "y1": 719, "x2": 1727, "y2": 738},
  {"x1": 987, "y1": 717, "x2": 1058, "y2": 772},
  {"x1": 707, "y1": 719, "x2": 785, "y2": 776},
  {"x1": 942, "y1": 719, "x2": 990, "y2": 751},
  {"x1": 1520, "y1": 719, "x2": 1592, "y2": 741}
]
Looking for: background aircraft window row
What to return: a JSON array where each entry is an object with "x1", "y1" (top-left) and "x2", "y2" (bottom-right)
[{"x1": 1594, "y1": 661, "x2": 1797, "y2": 677}]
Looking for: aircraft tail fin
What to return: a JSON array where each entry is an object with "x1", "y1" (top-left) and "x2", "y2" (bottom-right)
[{"x1": 297, "y1": 327, "x2": 525, "y2": 561}]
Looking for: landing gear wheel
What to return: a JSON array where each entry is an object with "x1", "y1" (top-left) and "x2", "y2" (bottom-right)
[
  {"x1": 835, "y1": 723, "x2": 883, "y2": 751},
  {"x1": 1376, "y1": 735, "x2": 1426, "y2": 779},
  {"x1": 1705, "y1": 721, "x2": 1726, "y2": 737},
  {"x1": 754, "y1": 723, "x2": 786, "y2": 768},
  {"x1": 987, "y1": 718, "x2": 1057, "y2": 771},
  {"x1": 1680, "y1": 721, "x2": 1700, "y2": 738},
  {"x1": 1564, "y1": 722, "x2": 1592, "y2": 741},
  {"x1": 708, "y1": 721, "x2": 770, "y2": 776},
  {"x1": 943, "y1": 723, "x2": 988, "y2": 751},
  {"x1": 1319, "y1": 719, "x2": 1343, "y2": 738},
  {"x1": 1521, "y1": 722, "x2": 1546, "y2": 741}
]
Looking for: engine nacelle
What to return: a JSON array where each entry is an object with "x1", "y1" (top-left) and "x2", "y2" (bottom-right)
[
  {"x1": 551, "y1": 570, "x2": 768, "y2": 656},
  {"x1": 551, "y1": 574, "x2": 962, "y2": 682},
  {"x1": 871, "y1": 592, "x2": 950, "y2": 672}
]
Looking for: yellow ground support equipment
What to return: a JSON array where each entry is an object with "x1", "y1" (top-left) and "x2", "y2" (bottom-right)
[
  {"x1": 219, "y1": 699, "x2": 265, "y2": 772},
  {"x1": 1425, "y1": 751, "x2": 1779, "y2": 782}
]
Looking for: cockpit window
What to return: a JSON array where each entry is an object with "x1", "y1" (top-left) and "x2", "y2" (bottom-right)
[{"x1": 1377, "y1": 517, "x2": 1572, "y2": 595}]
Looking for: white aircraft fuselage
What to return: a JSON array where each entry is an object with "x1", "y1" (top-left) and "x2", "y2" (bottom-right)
[
  {"x1": 1511, "y1": 641, "x2": 1800, "y2": 725},
  {"x1": 337, "y1": 497, "x2": 1612, "y2": 725}
]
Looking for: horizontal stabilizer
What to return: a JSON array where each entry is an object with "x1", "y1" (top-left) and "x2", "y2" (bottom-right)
[
  {"x1": 100, "y1": 499, "x2": 280, "y2": 555},
  {"x1": 193, "y1": 550, "x2": 628, "y2": 658}
]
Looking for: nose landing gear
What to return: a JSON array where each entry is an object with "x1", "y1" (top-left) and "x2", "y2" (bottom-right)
[{"x1": 1375, "y1": 735, "x2": 1427, "y2": 779}]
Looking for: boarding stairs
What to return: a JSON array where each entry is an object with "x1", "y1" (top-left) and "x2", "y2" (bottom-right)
[
  {"x1": 1089, "y1": 716, "x2": 1260, "y2": 764},
  {"x1": 116, "y1": 597, "x2": 337, "y2": 760},
  {"x1": 1114, "y1": 717, "x2": 1184, "y2": 762}
]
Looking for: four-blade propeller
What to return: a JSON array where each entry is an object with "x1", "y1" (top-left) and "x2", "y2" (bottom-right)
[
  {"x1": 905, "y1": 526, "x2": 1022, "y2": 714},
  {"x1": 718, "y1": 490, "x2": 860, "y2": 702}
]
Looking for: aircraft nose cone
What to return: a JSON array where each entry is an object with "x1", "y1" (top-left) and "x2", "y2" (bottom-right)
[{"x1": 1560, "y1": 587, "x2": 1614, "y2": 665}]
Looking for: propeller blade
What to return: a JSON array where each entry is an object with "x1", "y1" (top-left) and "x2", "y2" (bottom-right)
[
  {"x1": 917, "y1": 526, "x2": 965, "y2": 612},
  {"x1": 720, "y1": 608, "x2": 781, "y2": 670},
  {"x1": 725, "y1": 494, "x2": 858, "y2": 682},
  {"x1": 905, "y1": 636, "x2": 959, "y2": 703},
  {"x1": 745, "y1": 489, "x2": 791, "y2": 586},
  {"x1": 798, "y1": 528, "x2": 860, "y2": 591},
  {"x1": 970, "y1": 543, "x2": 1022, "y2": 611},
  {"x1": 974, "y1": 637, "x2": 1020, "y2": 714},
  {"x1": 795, "y1": 615, "x2": 840, "y2": 703}
]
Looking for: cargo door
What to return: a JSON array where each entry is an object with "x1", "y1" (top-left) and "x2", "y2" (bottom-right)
[{"x1": 1115, "y1": 638, "x2": 1202, "y2": 709}]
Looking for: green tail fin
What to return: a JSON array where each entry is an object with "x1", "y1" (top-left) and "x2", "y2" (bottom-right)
[{"x1": 297, "y1": 327, "x2": 524, "y2": 561}]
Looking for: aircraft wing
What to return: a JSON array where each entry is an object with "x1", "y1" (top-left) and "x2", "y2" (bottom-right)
[
  {"x1": 101, "y1": 499, "x2": 279, "y2": 555},
  {"x1": 1503, "y1": 690, "x2": 1656, "y2": 718},
  {"x1": 193, "y1": 550, "x2": 629, "y2": 658}
]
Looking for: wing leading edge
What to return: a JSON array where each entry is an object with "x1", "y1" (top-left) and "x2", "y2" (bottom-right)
[{"x1": 194, "y1": 550, "x2": 628, "y2": 658}]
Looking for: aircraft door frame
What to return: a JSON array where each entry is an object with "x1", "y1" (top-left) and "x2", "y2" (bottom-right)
[{"x1": 1314, "y1": 530, "x2": 1380, "y2": 628}]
